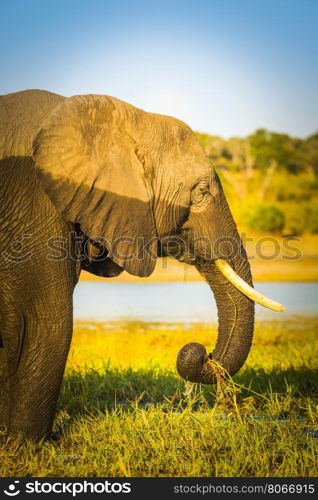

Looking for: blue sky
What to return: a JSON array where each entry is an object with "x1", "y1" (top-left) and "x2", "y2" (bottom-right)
[{"x1": 0, "y1": 0, "x2": 317, "y2": 138}]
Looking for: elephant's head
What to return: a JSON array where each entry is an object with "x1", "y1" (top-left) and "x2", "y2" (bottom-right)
[{"x1": 33, "y1": 94, "x2": 283, "y2": 383}]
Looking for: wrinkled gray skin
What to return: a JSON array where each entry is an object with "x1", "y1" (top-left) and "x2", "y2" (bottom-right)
[{"x1": 0, "y1": 90, "x2": 254, "y2": 441}]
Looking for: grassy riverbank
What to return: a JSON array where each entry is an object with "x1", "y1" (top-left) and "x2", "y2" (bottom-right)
[{"x1": 1, "y1": 318, "x2": 317, "y2": 477}]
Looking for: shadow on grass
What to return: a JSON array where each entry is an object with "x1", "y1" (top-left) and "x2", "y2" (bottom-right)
[
  {"x1": 58, "y1": 363, "x2": 318, "y2": 420},
  {"x1": 58, "y1": 366, "x2": 182, "y2": 416},
  {"x1": 236, "y1": 365, "x2": 318, "y2": 397}
]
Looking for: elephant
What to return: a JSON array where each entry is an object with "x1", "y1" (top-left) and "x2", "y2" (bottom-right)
[{"x1": 0, "y1": 89, "x2": 283, "y2": 441}]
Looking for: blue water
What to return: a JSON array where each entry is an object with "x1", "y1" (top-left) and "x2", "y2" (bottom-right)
[{"x1": 73, "y1": 282, "x2": 318, "y2": 322}]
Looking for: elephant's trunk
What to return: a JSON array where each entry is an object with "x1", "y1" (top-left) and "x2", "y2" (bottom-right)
[
  {"x1": 177, "y1": 248, "x2": 255, "y2": 383},
  {"x1": 176, "y1": 176, "x2": 256, "y2": 383},
  {"x1": 176, "y1": 173, "x2": 284, "y2": 384}
]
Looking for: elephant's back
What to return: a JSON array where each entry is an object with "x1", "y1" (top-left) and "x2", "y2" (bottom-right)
[
  {"x1": 0, "y1": 91, "x2": 69, "y2": 252},
  {"x1": 0, "y1": 89, "x2": 65, "y2": 158}
]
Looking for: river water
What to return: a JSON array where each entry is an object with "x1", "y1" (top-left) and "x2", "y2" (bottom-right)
[{"x1": 73, "y1": 281, "x2": 318, "y2": 322}]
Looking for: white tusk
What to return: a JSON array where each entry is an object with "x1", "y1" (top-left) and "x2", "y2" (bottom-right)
[{"x1": 214, "y1": 259, "x2": 284, "y2": 312}]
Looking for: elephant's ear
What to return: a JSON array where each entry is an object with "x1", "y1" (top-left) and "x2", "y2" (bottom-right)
[{"x1": 33, "y1": 94, "x2": 158, "y2": 277}]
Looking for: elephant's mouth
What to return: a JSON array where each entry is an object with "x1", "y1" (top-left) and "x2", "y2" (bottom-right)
[{"x1": 213, "y1": 259, "x2": 284, "y2": 312}]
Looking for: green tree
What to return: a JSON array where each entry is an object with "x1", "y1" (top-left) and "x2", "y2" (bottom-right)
[{"x1": 248, "y1": 129, "x2": 305, "y2": 173}]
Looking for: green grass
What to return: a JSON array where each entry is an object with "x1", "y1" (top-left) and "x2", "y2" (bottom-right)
[{"x1": 1, "y1": 318, "x2": 318, "y2": 477}]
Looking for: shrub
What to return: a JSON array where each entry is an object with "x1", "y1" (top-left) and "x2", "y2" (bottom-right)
[
  {"x1": 307, "y1": 209, "x2": 318, "y2": 233},
  {"x1": 283, "y1": 205, "x2": 308, "y2": 235},
  {"x1": 245, "y1": 203, "x2": 285, "y2": 233}
]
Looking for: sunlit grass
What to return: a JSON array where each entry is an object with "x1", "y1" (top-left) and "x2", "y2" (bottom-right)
[{"x1": 1, "y1": 318, "x2": 317, "y2": 477}]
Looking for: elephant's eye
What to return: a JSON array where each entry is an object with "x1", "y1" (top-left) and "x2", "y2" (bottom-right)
[{"x1": 191, "y1": 181, "x2": 209, "y2": 204}]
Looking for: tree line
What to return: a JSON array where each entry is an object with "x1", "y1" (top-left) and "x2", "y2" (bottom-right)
[{"x1": 197, "y1": 129, "x2": 318, "y2": 235}]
